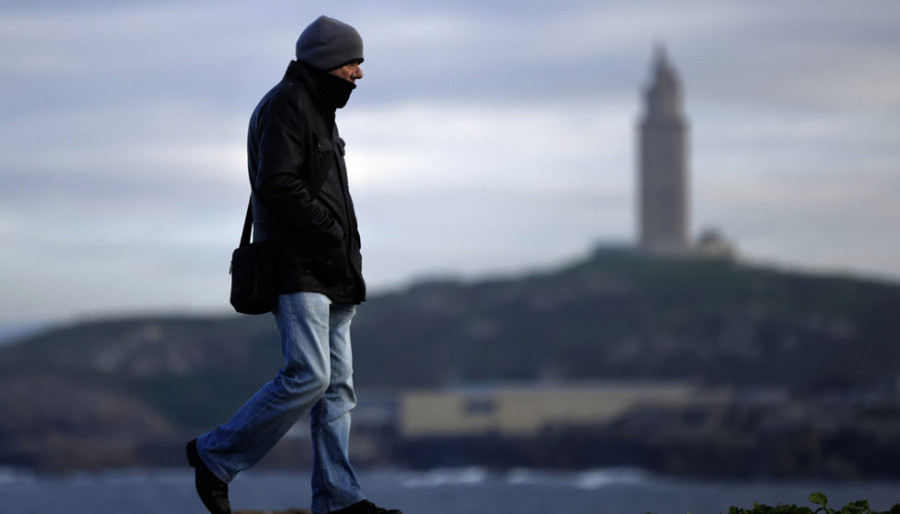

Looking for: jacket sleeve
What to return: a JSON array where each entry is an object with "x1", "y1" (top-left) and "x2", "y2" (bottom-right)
[{"x1": 253, "y1": 94, "x2": 344, "y2": 247}]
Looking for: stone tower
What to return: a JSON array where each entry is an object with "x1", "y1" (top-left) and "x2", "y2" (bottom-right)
[{"x1": 638, "y1": 45, "x2": 690, "y2": 254}]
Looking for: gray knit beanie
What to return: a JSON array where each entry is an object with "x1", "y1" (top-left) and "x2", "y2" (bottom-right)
[{"x1": 295, "y1": 15, "x2": 364, "y2": 71}]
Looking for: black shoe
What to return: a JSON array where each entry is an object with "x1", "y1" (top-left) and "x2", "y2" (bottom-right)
[
  {"x1": 186, "y1": 439, "x2": 232, "y2": 514},
  {"x1": 329, "y1": 499, "x2": 403, "y2": 514}
]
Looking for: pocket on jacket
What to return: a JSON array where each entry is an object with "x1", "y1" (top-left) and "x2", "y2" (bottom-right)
[
  {"x1": 310, "y1": 133, "x2": 335, "y2": 194},
  {"x1": 314, "y1": 133, "x2": 333, "y2": 154}
]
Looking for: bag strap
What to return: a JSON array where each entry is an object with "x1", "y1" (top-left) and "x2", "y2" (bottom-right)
[{"x1": 239, "y1": 197, "x2": 253, "y2": 248}]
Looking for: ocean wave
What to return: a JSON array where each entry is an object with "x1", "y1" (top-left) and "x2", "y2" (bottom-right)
[
  {"x1": 0, "y1": 467, "x2": 36, "y2": 485},
  {"x1": 573, "y1": 468, "x2": 648, "y2": 489},
  {"x1": 397, "y1": 467, "x2": 651, "y2": 489},
  {"x1": 399, "y1": 467, "x2": 490, "y2": 487},
  {"x1": 506, "y1": 467, "x2": 649, "y2": 489}
]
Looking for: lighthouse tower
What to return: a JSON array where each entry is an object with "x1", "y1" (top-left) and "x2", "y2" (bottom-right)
[{"x1": 638, "y1": 46, "x2": 690, "y2": 254}]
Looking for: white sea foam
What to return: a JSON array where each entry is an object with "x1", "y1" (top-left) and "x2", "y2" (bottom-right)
[
  {"x1": 573, "y1": 467, "x2": 648, "y2": 489},
  {"x1": 398, "y1": 466, "x2": 651, "y2": 489},
  {"x1": 505, "y1": 468, "x2": 568, "y2": 486},
  {"x1": 0, "y1": 467, "x2": 36, "y2": 485},
  {"x1": 505, "y1": 467, "x2": 650, "y2": 489},
  {"x1": 399, "y1": 467, "x2": 489, "y2": 488}
]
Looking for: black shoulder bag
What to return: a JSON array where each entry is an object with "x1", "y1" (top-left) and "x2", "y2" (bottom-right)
[{"x1": 229, "y1": 199, "x2": 277, "y2": 314}]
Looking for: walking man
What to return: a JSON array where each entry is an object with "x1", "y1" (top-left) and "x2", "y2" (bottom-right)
[{"x1": 187, "y1": 15, "x2": 402, "y2": 514}]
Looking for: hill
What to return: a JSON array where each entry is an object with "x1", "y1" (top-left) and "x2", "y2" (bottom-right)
[
  {"x1": 2, "y1": 248, "x2": 899, "y2": 472},
  {"x1": 352, "y1": 247, "x2": 900, "y2": 391}
]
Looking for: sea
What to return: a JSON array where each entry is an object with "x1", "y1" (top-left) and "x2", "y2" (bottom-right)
[{"x1": 2, "y1": 466, "x2": 899, "y2": 514}]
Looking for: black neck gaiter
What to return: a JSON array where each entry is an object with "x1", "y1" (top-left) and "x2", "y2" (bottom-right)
[{"x1": 315, "y1": 68, "x2": 357, "y2": 109}]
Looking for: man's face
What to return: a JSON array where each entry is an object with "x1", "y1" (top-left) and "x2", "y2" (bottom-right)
[{"x1": 329, "y1": 61, "x2": 363, "y2": 83}]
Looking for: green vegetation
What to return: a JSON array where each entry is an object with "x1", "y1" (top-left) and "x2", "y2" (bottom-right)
[
  {"x1": 646, "y1": 493, "x2": 900, "y2": 513},
  {"x1": 726, "y1": 492, "x2": 900, "y2": 514}
]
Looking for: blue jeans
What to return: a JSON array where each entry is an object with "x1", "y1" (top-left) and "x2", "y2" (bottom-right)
[{"x1": 196, "y1": 292, "x2": 365, "y2": 513}]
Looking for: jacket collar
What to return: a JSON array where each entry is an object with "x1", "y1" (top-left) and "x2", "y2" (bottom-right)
[{"x1": 286, "y1": 61, "x2": 330, "y2": 105}]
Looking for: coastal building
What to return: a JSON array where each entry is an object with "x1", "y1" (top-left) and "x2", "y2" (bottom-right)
[
  {"x1": 695, "y1": 227, "x2": 737, "y2": 260},
  {"x1": 398, "y1": 381, "x2": 727, "y2": 438}
]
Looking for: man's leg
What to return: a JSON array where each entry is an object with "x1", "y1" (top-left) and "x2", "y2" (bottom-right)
[
  {"x1": 309, "y1": 302, "x2": 365, "y2": 513},
  {"x1": 195, "y1": 292, "x2": 333, "y2": 483}
]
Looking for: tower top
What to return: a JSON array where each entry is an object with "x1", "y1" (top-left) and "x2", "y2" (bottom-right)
[
  {"x1": 643, "y1": 44, "x2": 684, "y2": 123},
  {"x1": 654, "y1": 42, "x2": 669, "y2": 69}
]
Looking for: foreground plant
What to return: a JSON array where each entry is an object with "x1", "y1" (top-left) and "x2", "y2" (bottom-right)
[{"x1": 727, "y1": 492, "x2": 900, "y2": 514}]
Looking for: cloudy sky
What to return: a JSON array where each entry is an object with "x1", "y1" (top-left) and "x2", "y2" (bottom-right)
[{"x1": 1, "y1": 0, "x2": 898, "y2": 324}]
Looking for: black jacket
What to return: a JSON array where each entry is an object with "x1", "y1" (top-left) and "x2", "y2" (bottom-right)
[{"x1": 247, "y1": 61, "x2": 365, "y2": 304}]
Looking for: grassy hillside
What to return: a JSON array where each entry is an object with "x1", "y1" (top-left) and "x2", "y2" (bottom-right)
[
  {"x1": 2, "y1": 248, "x2": 899, "y2": 471},
  {"x1": 351, "y1": 248, "x2": 900, "y2": 391}
]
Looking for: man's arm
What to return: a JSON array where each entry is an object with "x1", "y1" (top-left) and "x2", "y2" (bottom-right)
[{"x1": 253, "y1": 94, "x2": 344, "y2": 247}]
